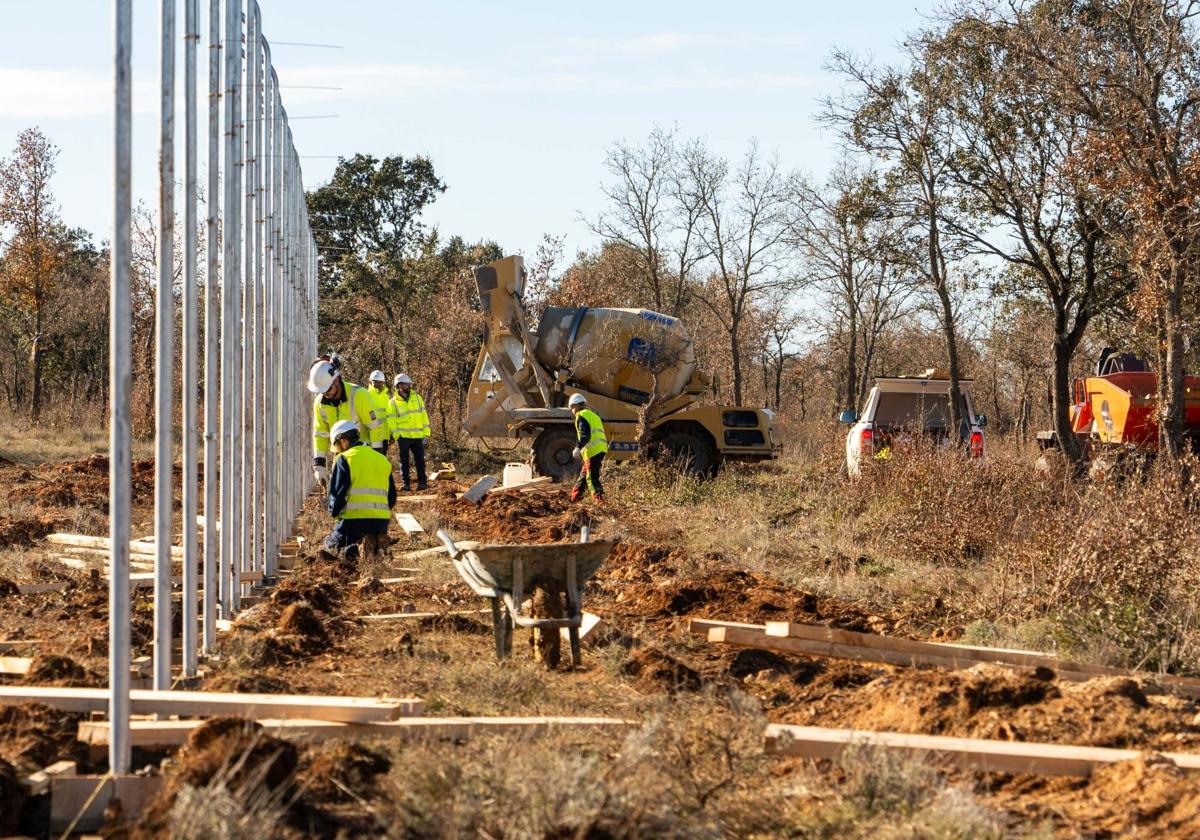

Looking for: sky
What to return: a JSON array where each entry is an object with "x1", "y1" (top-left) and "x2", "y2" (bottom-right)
[{"x1": 0, "y1": 0, "x2": 939, "y2": 260}]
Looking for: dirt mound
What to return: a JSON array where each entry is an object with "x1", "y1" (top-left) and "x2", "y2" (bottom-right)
[
  {"x1": 0, "y1": 703, "x2": 84, "y2": 775},
  {"x1": 297, "y1": 742, "x2": 390, "y2": 802},
  {"x1": 0, "y1": 578, "x2": 18, "y2": 597},
  {"x1": 58, "y1": 454, "x2": 108, "y2": 475},
  {"x1": 0, "y1": 758, "x2": 24, "y2": 835},
  {"x1": 204, "y1": 673, "x2": 295, "y2": 694},
  {"x1": 26, "y1": 482, "x2": 77, "y2": 509},
  {"x1": 0, "y1": 514, "x2": 65, "y2": 549},
  {"x1": 622, "y1": 646, "x2": 703, "y2": 693},
  {"x1": 608, "y1": 564, "x2": 895, "y2": 633},
  {"x1": 439, "y1": 491, "x2": 595, "y2": 543},
  {"x1": 774, "y1": 665, "x2": 1200, "y2": 752},
  {"x1": 272, "y1": 580, "x2": 339, "y2": 614},
  {"x1": 277, "y1": 604, "x2": 328, "y2": 644},
  {"x1": 22, "y1": 654, "x2": 91, "y2": 686},
  {"x1": 134, "y1": 718, "x2": 298, "y2": 838}
]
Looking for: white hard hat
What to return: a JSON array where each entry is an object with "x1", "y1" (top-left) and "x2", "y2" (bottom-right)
[
  {"x1": 307, "y1": 361, "x2": 340, "y2": 394},
  {"x1": 330, "y1": 419, "x2": 358, "y2": 443},
  {"x1": 370, "y1": 369, "x2": 386, "y2": 383},
  {"x1": 394, "y1": 373, "x2": 413, "y2": 386},
  {"x1": 568, "y1": 393, "x2": 587, "y2": 408}
]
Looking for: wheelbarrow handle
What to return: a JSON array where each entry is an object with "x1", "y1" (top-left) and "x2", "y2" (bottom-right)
[{"x1": 436, "y1": 528, "x2": 460, "y2": 559}]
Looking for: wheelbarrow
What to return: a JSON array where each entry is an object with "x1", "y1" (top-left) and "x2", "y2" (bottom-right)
[{"x1": 436, "y1": 527, "x2": 615, "y2": 667}]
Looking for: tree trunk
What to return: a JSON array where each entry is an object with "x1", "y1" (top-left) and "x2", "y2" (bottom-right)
[
  {"x1": 1051, "y1": 335, "x2": 1080, "y2": 460},
  {"x1": 845, "y1": 309, "x2": 858, "y2": 412},
  {"x1": 729, "y1": 320, "x2": 743, "y2": 405},
  {"x1": 1161, "y1": 291, "x2": 1187, "y2": 457},
  {"x1": 30, "y1": 305, "x2": 43, "y2": 421}
]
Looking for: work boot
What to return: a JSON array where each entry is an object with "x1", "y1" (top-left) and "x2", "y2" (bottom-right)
[
  {"x1": 402, "y1": 484, "x2": 412, "y2": 493},
  {"x1": 341, "y1": 543, "x2": 360, "y2": 562},
  {"x1": 416, "y1": 483, "x2": 429, "y2": 491}
]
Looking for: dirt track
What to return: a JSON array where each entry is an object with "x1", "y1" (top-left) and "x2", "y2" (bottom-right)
[{"x1": 2, "y1": 455, "x2": 1200, "y2": 836}]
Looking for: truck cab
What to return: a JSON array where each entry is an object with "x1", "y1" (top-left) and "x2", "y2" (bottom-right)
[{"x1": 840, "y1": 371, "x2": 986, "y2": 476}]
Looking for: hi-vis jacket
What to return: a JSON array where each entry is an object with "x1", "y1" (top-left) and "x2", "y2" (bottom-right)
[
  {"x1": 390, "y1": 390, "x2": 431, "y2": 440},
  {"x1": 575, "y1": 408, "x2": 608, "y2": 459},
  {"x1": 312, "y1": 381, "x2": 387, "y2": 461},
  {"x1": 367, "y1": 385, "x2": 398, "y2": 437},
  {"x1": 328, "y1": 442, "x2": 396, "y2": 520}
]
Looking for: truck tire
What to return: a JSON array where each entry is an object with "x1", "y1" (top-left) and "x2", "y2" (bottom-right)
[
  {"x1": 533, "y1": 427, "x2": 580, "y2": 481},
  {"x1": 653, "y1": 426, "x2": 719, "y2": 479}
]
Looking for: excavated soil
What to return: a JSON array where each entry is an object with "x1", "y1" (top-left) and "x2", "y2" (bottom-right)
[
  {"x1": 0, "y1": 703, "x2": 85, "y2": 777},
  {"x1": 0, "y1": 514, "x2": 66, "y2": 548},
  {"x1": 437, "y1": 489, "x2": 597, "y2": 543}
]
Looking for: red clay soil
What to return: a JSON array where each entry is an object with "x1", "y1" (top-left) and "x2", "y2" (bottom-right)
[
  {"x1": 0, "y1": 513, "x2": 67, "y2": 548},
  {"x1": 436, "y1": 489, "x2": 596, "y2": 543}
]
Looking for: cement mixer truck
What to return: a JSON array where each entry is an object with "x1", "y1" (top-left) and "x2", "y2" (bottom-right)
[{"x1": 462, "y1": 255, "x2": 781, "y2": 478}]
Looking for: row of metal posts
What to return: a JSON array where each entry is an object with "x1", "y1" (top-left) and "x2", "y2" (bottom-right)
[{"x1": 110, "y1": 0, "x2": 319, "y2": 773}]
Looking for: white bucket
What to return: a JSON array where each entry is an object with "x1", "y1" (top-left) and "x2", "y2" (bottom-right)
[{"x1": 503, "y1": 462, "x2": 533, "y2": 487}]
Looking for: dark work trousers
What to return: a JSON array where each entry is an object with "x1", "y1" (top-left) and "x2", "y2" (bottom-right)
[
  {"x1": 397, "y1": 437, "x2": 428, "y2": 489},
  {"x1": 324, "y1": 518, "x2": 388, "y2": 551},
  {"x1": 571, "y1": 452, "x2": 605, "y2": 501}
]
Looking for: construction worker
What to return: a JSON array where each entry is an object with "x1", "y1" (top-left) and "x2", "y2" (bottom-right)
[
  {"x1": 391, "y1": 373, "x2": 430, "y2": 491},
  {"x1": 568, "y1": 393, "x2": 607, "y2": 503},
  {"x1": 308, "y1": 358, "x2": 387, "y2": 490},
  {"x1": 367, "y1": 370, "x2": 396, "y2": 456},
  {"x1": 322, "y1": 419, "x2": 396, "y2": 558}
]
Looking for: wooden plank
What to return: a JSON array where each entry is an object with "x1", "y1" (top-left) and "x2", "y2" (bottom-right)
[
  {"x1": 561, "y1": 611, "x2": 605, "y2": 646},
  {"x1": 394, "y1": 513, "x2": 425, "y2": 534},
  {"x1": 763, "y1": 620, "x2": 1200, "y2": 692},
  {"x1": 0, "y1": 639, "x2": 43, "y2": 652},
  {"x1": 397, "y1": 546, "x2": 448, "y2": 561},
  {"x1": 401, "y1": 494, "x2": 439, "y2": 503},
  {"x1": 707, "y1": 626, "x2": 1188, "y2": 695},
  {"x1": 23, "y1": 759, "x2": 77, "y2": 796},
  {"x1": 46, "y1": 533, "x2": 184, "y2": 559},
  {"x1": 0, "y1": 656, "x2": 32, "y2": 676},
  {"x1": 687, "y1": 618, "x2": 765, "y2": 639},
  {"x1": 763, "y1": 724, "x2": 1200, "y2": 777},
  {"x1": 492, "y1": 475, "x2": 553, "y2": 494},
  {"x1": 78, "y1": 716, "x2": 638, "y2": 748},
  {"x1": 376, "y1": 577, "x2": 418, "y2": 586},
  {"x1": 50, "y1": 775, "x2": 163, "y2": 833},
  {"x1": 0, "y1": 686, "x2": 423, "y2": 723},
  {"x1": 360, "y1": 609, "x2": 489, "y2": 622},
  {"x1": 459, "y1": 475, "x2": 498, "y2": 503},
  {"x1": 16, "y1": 581, "x2": 69, "y2": 595}
]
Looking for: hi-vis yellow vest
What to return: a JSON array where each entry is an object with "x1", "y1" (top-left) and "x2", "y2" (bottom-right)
[
  {"x1": 312, "y1": 382, "x2": 386, "y2": 456},
  {"x1": 577, "y1": 408, "x2": 608, "y2": 459},
  {"x1": 336, "y1": 444, "x2": 392, "y2": 520},
  {"x1": 391, "y1": 391, "x2": 430, "y2": 439}
]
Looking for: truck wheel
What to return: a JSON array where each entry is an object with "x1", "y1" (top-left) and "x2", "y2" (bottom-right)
[
  {"x1": 533, "y1": 428, "x2": 579, "y2": 481},
  {"x1": 654, "y1": 426, "x2": 718, "y2": 478}
]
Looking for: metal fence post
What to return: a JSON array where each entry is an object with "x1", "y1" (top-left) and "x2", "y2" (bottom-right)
[{"x1": 202, "y1": 0, "x2": 220, "y2": 652}]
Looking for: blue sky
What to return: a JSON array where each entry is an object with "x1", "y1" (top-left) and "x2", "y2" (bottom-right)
[{"x1": 0, "y1": 1, "x2": 937, "y2": 259}]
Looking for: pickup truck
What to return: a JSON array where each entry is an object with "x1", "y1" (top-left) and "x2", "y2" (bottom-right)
[{"x1": 839, "y1": 372, "x2": 987, "y2": 476}]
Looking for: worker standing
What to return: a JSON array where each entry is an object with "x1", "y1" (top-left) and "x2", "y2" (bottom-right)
[
  {"x1": 568, "y1": 393, "x2": 607, "y2": 503},
  {"x1": 391, "y1": 373, "x2": 431, "y2": 491},
  {"x1": 308, "y1": 358, "x2": 387, "y2": 490},
  {"x1": 366, "y1": 370, "x2": 396, "y2": 456},
  {"x1": 322, "y1": 419, "x2": 396, "y2": 558}
]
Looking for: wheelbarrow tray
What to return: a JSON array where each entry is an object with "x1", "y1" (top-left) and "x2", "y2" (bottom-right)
[{"x1": 448, "y1": 540, "x2": 615, "y2": 599}]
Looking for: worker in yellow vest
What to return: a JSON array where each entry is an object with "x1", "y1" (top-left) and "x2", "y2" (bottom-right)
[
  {"x1": 391, "y1": 373, "x2": 431, "y2": 491},
  {"x1": 367, "y1": 370, "x2": 396, "y2": 456},
  {"x1": 308, "y1": 358, "x2": 387, "y2": 489},
  {"x1": 568, "y1": 393, "x2": 607, "y2": 503},
  {"x1": 322, "y1": 419, "x2": 396, "y2": 558}
]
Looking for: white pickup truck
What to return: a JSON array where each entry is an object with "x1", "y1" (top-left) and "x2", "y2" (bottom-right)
[{"x1": 839, "y1": 372, "x2": 987, "y2": 476}]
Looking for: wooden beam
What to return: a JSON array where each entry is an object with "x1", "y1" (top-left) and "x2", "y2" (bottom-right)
[
  {"x1": 50, "y1": 775, "x2": 163, "y2": 834},
  {"x1": 394, "y1": 513, "x2": 425, "y2": 534},
  {"x1": 687, "y1": 618, "x2": 765, "y2": 639},
  {"x1": 0, "y1": 686, "x2": 423, "y2": 723},
  {"x1": 399, "y1": 494, "x2": 439, "y2": 503},
  {"x1": 397, "y1": 546, "x2": 448, "y2": 561},
  {"x1": 16, "y1": 581, "x2": 68, "y2": 595},
  {"x1": 459, "y1": 475, "x2": 498, "y2": 503},
  {"x1": 46, "y1": 533, "x2": 184, "y2": 559},
  {"x1": 77, "y1": 716, "x2": 638, "y2": 748},
  {"x1": 761, "y1": 621, "x2": 1200, "y2": 695},
  {"x1": 22, "y1": 759, "x2": 77, "y2": 796},
  {"x1": 0, "y1": 639, "x2": 42, "y2": 652},
  {"x1": 360, "y1": 609, "x2": 489, "y2": 622},
  {"x1": 492, "y1": 475, "x2": 553, "y2": 494},
  {"x1": 764, "y1": 724, "x2": 1200, "y2": 777},
  {"x1": 0, "y1": 656, "x2": 32, "y2": 676},
  {"x1": 377, "y1": 577, "x2": 418, "y2": 586}
]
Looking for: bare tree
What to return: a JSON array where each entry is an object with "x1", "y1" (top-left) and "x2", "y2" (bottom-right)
[
  {"x1": 587, "y1": 127, "x2": 705, "y2": 318},
  {"x1": 825, "y1": 48, "x2": 968, "y2": 437},
  {"x1": 680, "y1": 139, "x2": 793, "y2": 404},
  {"x1": 788, "y1": 160, "x2": 913, "y2": 411}
]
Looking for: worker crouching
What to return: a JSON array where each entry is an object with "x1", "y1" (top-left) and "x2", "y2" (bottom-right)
[
  {"x1": 323, "y1": 419, "x2": 396, "y2": 560},
  {"x1": 568, "y1": 393, "x2": 607, "y2": 503}
]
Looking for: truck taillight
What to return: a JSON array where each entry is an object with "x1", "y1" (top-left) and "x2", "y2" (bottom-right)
[
  {"x1": 860, "y1": 427, "x2": 873, "y2": 453},
  {"x1": 969, "y1": 430, "x2": 984, "y2": 457}
]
